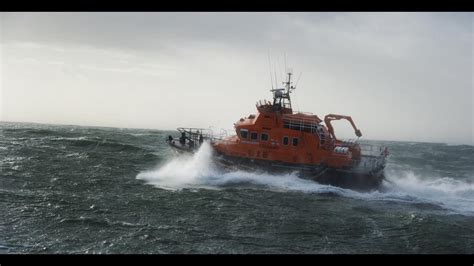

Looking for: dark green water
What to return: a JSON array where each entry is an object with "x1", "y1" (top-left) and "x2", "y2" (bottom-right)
[{"x1": 1, "y1": 122, "x2": 473, "y2": 254}]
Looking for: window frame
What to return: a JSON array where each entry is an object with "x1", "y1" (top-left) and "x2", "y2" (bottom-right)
[
  {"x1": 250, "y1": 132, "x2": 258, "y2": 141},
  {"x1": 283, "y1": 136, "x2": 289, "y2": 146},
  {"x1": 292, "y1": 137, "x2": 299, "y2": 146},
  {"x1": 261, "y1": 132, "x2": 269, "y2": 142},
  {"x1": 240, "y1": 129, "x2": 249, "y2": 140}
]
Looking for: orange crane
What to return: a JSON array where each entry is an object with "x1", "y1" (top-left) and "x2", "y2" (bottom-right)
[{"x1": 324, "y1": 114, "x2": 362, "y2": 140}]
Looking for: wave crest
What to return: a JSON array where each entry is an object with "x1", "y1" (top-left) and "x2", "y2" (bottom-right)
[{"x1": 137, "y1": 142, "x2": 474, "y2": 215}]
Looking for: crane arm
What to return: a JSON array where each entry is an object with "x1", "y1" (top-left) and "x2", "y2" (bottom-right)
[{"x1": 324, "y1": 114, "x2": 362, "y2": 140}]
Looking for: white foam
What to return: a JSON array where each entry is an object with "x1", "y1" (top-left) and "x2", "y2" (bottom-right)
[
  {"x1": 381, "y1": 170, "x2": 474, "y2": 215},
  {"x1": 137, "y1": 142, "x2": 474, "y2": 215},
  {"x1": 137, "y1": 142, "x2": 218, "y2": 190},
  {"x1": 137, "y1": 142, "x2": 340, "y2": 193}
]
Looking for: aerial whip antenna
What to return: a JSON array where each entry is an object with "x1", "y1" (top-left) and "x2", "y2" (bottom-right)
[
  {"x1": 277, "y1": 56, "x2": 284, "y2": 84},
  {"x1": 274, "y1": 65, "x2": 278, "y2": 89},
  {"x1": 294, "y1": 72, "x2": 303, "y2": 89},
  {"x1": 267, "y1": 51, "x2": 274, "y2": 90}
]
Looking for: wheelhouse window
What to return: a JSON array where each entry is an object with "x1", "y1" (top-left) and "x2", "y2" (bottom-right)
[
  {"x1": 250, "y1": 132, "x2": 258, "y2": 141},
  {"x1": 240, "y1": 129, "x2": 248, "y2": 139},
  {"x1": 292, "y1": 138, "x2": 299, "y2": 146},
  {"x1": 261, "y1": 133, "x2": 269, "y2": 141},
  {"x1": 283, "y1": 136, "x2": 289, "y2": 145}
]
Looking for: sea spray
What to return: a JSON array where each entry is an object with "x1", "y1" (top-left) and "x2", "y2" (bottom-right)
[
  {"x1": 137, "y1": 141, "x2": 345, "y2": 193},
  {"x1": 382, "y1": 169, "x2": 474, "y2": 215},
  {"x1": 138, "y1": 142, "x2": 474, "y2": 215},
  {"x1": 137, "y1": 141, "x2": 217, "y2": 189}
]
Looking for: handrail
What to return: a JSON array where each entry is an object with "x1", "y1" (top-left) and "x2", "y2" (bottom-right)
[
  {"x1": 293, "y1": 111, "x2": 314, "y2": 115},
  {"x1": 176, "y1": 127, "x2": 232, "y2": 142},
  {"x1": 358, "y1": 143, "x2": 389, "y2": 157},
  {"x1": 282, "y1": 114, "x2": 320, "y2": 123},
  {"x1": 283, "y1": 118, "x2": 321, "y2": 133}
]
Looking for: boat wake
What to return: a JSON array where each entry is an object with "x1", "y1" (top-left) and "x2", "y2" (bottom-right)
[
  {"x1": 382, "y1": 170, "x2": 474, "y2": 215},
  {"x1": 137, "y1": 142, "x2": 474, "y2": 215}
]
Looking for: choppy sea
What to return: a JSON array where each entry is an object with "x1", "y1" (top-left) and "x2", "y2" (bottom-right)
[{"x1": 1, "y1": 122, "x2": 473, "y2": 254}]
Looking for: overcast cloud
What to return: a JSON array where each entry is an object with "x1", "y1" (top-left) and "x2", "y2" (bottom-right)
[{"x1": 1, "y1": 12, "x2": 472, "y2": 144}]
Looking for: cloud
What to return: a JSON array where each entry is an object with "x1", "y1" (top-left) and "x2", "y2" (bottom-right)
[{"x1": 1, "y1": 12, "x2": 472, "y2": 144}]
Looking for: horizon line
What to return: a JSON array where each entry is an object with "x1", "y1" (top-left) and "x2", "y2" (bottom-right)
[{"x1": 1, "y1": 119, "x2": 472, "y2": 146}]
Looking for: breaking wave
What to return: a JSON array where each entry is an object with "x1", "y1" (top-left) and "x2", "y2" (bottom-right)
[
  {"x1": 382, "y1": 170, "x2": 474, "y2": 215},
  {"x1": 137, "y1": 142, "x2": 474, "y2": 215}
]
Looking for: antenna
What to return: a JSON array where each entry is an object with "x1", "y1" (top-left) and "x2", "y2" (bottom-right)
[
  {"x1": 274, "y1": 64, "x2": 278, "y2": 90},
  {"x1": 286, "y1": 70, "x2": 293, "y2": 93},
  {"x1": 294, "y1": 72, "x2": 303, "y2": 89},
  {"x1": 267, "y1": 51, "x2": 274, "y2": 90},
  {"x1": 277, "y1": 57, "x2": 283, "y2": 85}
]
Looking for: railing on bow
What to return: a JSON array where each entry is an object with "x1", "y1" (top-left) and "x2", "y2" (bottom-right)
[{"x1": 175, "y1": 127, "x2": 231, "y2": 147}]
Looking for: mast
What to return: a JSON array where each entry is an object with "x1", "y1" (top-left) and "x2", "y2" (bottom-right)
[
  {"x1": 270, "y1": 71, "x2": 294, "y2": 112},
  {"x1": 285, "y1": 71, "x2": 292, "y2": 108}
]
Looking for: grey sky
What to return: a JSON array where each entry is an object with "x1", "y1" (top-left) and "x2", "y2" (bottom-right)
[{"x1": 1, "y1": 12, "x2": 473, "y2": 144}]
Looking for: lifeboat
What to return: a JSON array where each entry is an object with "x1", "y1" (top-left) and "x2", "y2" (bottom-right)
[{"x1": 166, "y1": 71, "x2": 389, "y2": 191}]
